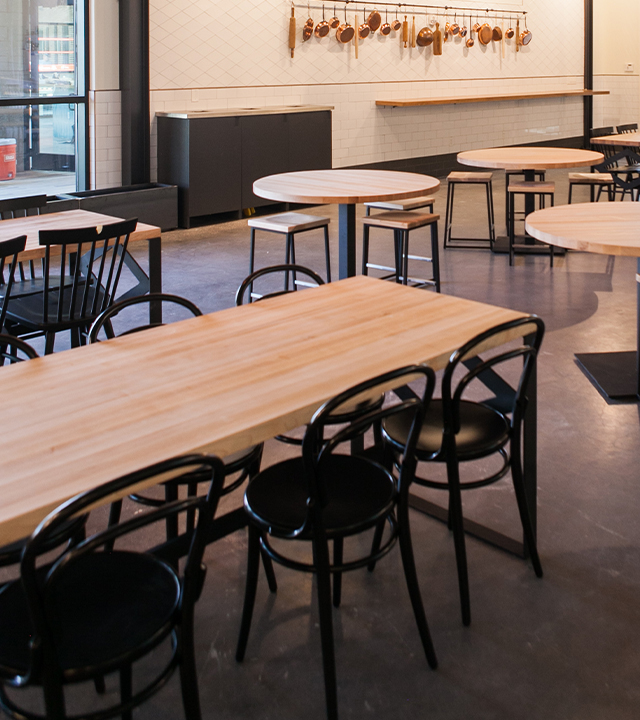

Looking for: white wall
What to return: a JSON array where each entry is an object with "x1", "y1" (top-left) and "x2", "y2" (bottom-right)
[
  {"x1": 592, "y1": 0, "x2": 639, "y2": 129},
  {"x1": 89, "y1": 0, "x2": 121, "y2": 188},
  {"x1": 148, "y1": 0, "x2": 586, "y2": 180}
]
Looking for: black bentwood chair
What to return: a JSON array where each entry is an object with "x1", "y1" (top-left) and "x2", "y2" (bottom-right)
[
  {"x1": 0, "y1": 454, "x2": 225, "y2": 720},
  {"x1": 0, "y1": 334, "x2": 38, "y2": 366},
  {"x1": 4, "y1": 218, "x2": 137, "y2": 354},
  {"x1": 88, "y1": 293, "x2": 277, "y2": 591},
  {"x1": 236, "y1": 365, "x2": 438, "y2": 720},
  {"x1": 382, "y1": 316, "x2": 545, "y2": 627}
]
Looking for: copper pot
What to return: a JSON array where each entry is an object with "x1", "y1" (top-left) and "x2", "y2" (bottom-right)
[
  {"x1": 416, "y1": 15, "x2": 433, "y2": 48},
  {"x1": 328, "y1": 5, "x2": 340, "y2": 29},
  {"x1": 478, "y1": 23, "x2": 492, "y2": 45},
  {"x1": 315, "y1": 5, "x2": 330, "y2": 38},
  {"x1": 472, "y1": 22, "x2": 481, "y2": 32},
  {"x1": 505, "y1": 17, "x2": 515, "y2": 39},
  {"x1": 450, "y1": 14, "x2": 460, "y2": 36},
  {"x1": 391, "y1": 9, "x2": 402, "y2": 31},
  {"x1": 336, "y1": 7, "x2": 354, "y2": 43},
  {"x1": 520, "y1": 17, "x2": 532, "y2": 46},
  {"x1": 303, "y1": 16, "x2": 314, "y2": 41},
  {"x1": 358, "y1": 17, "x2": 370, "y2": 39},
  {"x1": 379, "y1": 8, "x2": 391, "y2": 36},
  {"x1": 492, "y1": 17, "x2": 502, "y2": 41},
  {"x1": 459, "y1": 18, "x2": 468, "y2": 38},
  {"x1": 367, "y1": 9, "x2": 382, "y2": 33}
]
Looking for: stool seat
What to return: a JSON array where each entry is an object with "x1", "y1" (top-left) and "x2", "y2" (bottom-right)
[
  {"x1": 362, "y1": 211, "x2": 439, "y2": 231},
  {"x1": 567, "y1": 172, "x2": 613, "y2": 184},
  {"x1": 447, "y1": 171, "x2": 493, "y2": 183},
  {"x1": 365, "y1": 196, "x2": 436, "y2": 212},
  {"x1": 248, "y1": 212, "x2": 330, "y2": 233},
  {"x1": 508, "y1": 181, "x2": 555, "y2": 193}
]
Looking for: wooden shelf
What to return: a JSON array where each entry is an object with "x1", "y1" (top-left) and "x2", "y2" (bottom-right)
[{"x1": 375, "y1": 89, "x2": 609, "y2": 108}]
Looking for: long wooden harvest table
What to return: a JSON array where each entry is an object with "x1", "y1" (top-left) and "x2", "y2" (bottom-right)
[
  {"x1": 0, "y1": 277, "x2": 536, "y2": 556},
  {"x1": 0, "y1": 209, "x2": 162, "y2": 317}
]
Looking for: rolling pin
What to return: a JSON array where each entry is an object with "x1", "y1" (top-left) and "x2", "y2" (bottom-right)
[
  {"x1": 354, "y1": 14, "x2": 359, "y2": 58},
  {"x1": 289, "y1": 5, "x2": 296, "y2": 57},
  {"x1": 411, "y1": 15, "x2": 416, "y2": 48},
  {"x1": 402, "y1": 15, "x2": 408, "y2": 47}
]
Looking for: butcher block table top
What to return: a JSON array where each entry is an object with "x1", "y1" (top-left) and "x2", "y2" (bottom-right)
[
  {"x1": 0, "y1": 276, "x2": 528, "y2": 545},
  {"x1": 457, "y1": 147, "x2": 604, "y2": 171},
  {"x1": 591, "y1": 132, "x2": 640, "y2": 147},
  {"x1": 525, "y1": 202, "x2": 640, "y2": 256},
  {"x1": 0, "y1": 209, "x2": 159, "y2": 261},
  {"x1": 253, "y1": 169, "x2": 440, "y2": 205}
]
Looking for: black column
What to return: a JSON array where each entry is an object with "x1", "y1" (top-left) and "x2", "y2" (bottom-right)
[
  {"x1": 583, "y1": 0, "x2": 593, "y2": 148},
  {"x1": 120, "y1": 0, "x2": 150, "y2": 185}
]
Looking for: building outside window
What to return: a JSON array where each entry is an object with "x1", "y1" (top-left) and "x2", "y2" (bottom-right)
[{"x1": 0, "y1": 0, "x2": 87, "y2": 198}]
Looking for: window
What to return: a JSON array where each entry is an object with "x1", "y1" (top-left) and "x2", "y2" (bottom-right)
[{"x1": 0, "y1": 0, "x2": 87, "y2": 196}]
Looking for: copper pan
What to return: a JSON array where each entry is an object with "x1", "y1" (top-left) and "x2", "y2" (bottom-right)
[
  {"x1": 492, "y1": 16, "x2": 502, "y2": 41},
  {"x1": 315, "y1": 4, "x2": 330, "y2": 37},
  {"x1": 416, "y1": 11, "x2": 433, "y2": 48},
  {"x1": 328, "y1": 4, "x2": 340, "y2": 29},
  {"x1": 367, "y1": 9, "x2": 382, "y2": 32},
  {"x1": 520, "y1": 16, "x2": 532, "y2": 46},
  {"x1": 450, "y1": 13, "x2": 460, "y2": 36},
  {"x1": 478, "y1": 22, "x2": 492, "y2": 45},
  {"x1": 380, "y1": 8, "x2": 391, "y2": 36},
  {"x1": 505, "y1": 17, "x2": 515, "y2": 39},
  {"x1": 391, "y1": 7, "x2": 402, "y2": 31},
  {"x1": 336, "y1": 6, "x2": 354, "y2": 43},
  {"x1": 358, "y1": 9, "x2": 371, "y2": 40}
]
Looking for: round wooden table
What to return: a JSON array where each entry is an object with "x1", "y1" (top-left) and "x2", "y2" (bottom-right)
[
  {"x1": 526, "y1": 202, "x2": 640, "y2": 400},
  {"x1": 458, "y1": 147, "x2": 604, "y2": 253},
  {"x1": 253, "y1": 169, "x2": 440, "y2": 279}
]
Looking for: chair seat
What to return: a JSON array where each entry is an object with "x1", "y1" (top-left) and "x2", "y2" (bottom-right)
[
  {"x1": 447, "y1": 172, "x2": 493, "y2": 183},
  {"x1": 248, "y1": 212, "x2": 330, "y2": 234},
  {"x1": 0, "y1": 551, "x2": 179, "y2": 679},
  {"x1": 0, "y1": 275, "x2": 72, "y2": 302},
  {"x1": 508, "y1": 181, "x2": 555, "y2": 193},
  {"x1": 245, "y1": 455, "x2": 395, "y2": 537},
  {"x1": 568, "y1": 172, "x2": 614, "y2": 184},
  {"x1": 383, "y1": 399, "x2": 510, "y2": 460},
  {"x1": 365, "y1": 196, "x2": 435, "y2": 211},
  {"x1": 5, "y1": 284, "x2": 103, "y2": 331},
  {"x1": 362, "y1": 211, "x2": 439, "y2": 231}
]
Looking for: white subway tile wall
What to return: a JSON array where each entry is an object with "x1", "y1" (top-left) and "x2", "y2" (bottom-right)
[{"x1": 89, "y1": 90, "x2": 122, "y2": 189}]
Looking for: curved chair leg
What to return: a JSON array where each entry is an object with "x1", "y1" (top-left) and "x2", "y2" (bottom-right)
[
  {"x1": 106, "y1": 499, "x2": 123, "y2": 552},
  {"x1": 332, "y1": 537, "x2": 343, "y2": 608},
  {"x1": 260, "y1": 543, "x2": 278, "y2": 593},
  {"x1": 179, "y1": 616, "x2": 203, "y2": 720},
  {"x1": 236, "y1": 524, "x2": 262, "y2": 662},
  {"x1": 397, "y1": 501, "x2": 438, "y2": 669},
  {"x1": 445, "y1": 452, "x2": 471, "y2": 626},
  {"x1": 165, "y1": 482, "x2": 179, "y2": 541},
  {"x1": 510, "y1": 440, "x2": 543, "y2": 578},
  {"x1": 120, "y1": 665, "x2": 133, "y2": 720},
  {"x1": 313, "y1": 534, "x2": 338, "y2": 720}
]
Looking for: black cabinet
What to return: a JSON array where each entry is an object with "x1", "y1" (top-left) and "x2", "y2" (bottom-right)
[{"x1": 157, "y1": 109, "x2": 332, "y2": 228}]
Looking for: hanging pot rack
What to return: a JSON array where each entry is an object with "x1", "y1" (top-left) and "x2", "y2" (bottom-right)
[{"x1": 291, "y1": 1, "x2": 528, "y2": 17}]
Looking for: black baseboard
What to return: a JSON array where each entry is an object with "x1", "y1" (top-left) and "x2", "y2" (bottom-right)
[{"x1": 348, "y1": 136, "x2": 584, "y2": 178}]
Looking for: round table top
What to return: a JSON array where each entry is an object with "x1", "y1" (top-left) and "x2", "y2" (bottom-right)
[
  {"x1": 457, "y1": 147, "x2": 603, "y2": 171},
  {"x1": 592, "y1": 132, "x2": 640, "y2": 147},
  {"x1": 253, "y1": 169, "x2": 440, "y2": 205},
  {"x1": 525, "y1": 202, "x2": 640, "y2": 256}
]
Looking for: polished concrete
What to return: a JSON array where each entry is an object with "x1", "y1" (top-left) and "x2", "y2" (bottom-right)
[{"x1": 9, "y1": 169, "x2": 640, "y2": 719}]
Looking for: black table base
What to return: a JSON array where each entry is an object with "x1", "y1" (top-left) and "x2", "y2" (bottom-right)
[{"x1": 576, "y1": 351, "x2": 639, "y2": 400}]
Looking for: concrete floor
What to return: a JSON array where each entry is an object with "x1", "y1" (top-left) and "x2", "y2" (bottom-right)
[{"x1": 8, "y1": 169, "x2": 640, "y2": 719}]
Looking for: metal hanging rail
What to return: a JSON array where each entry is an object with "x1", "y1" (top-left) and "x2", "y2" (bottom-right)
[{"x1": 292, "y1": 1, "x2": 527, "y2": 16}]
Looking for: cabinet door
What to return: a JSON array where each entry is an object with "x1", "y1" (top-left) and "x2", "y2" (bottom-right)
[
  {"x1": 241, "y1": 114, "x2": 290, "y2": 208},
  {"x1": 189, "y1": 117, "x2": 242, "y2": 217},
  {"x1": 288, "y1": 111, "x2": 332, "y2": 172}
]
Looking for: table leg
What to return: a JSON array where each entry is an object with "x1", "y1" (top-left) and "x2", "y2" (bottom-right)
[
  {"x1": 522, "y1": 336, "x2": 537, "y2": 553},
  {"x1": 148, "y1": 236, "x2": 162, "y2": 324},
  {"x1": 338, "y1": 203, "x2": 357, "y2": 279},
  {"x1": 575, "y1": 258, "x2": 640, "y2": 400}
]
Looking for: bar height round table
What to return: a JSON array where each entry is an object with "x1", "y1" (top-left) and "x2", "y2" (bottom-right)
[
  {"x1": 526, "y1": 202, "x2": 640, "y2": 400},
  {"x1": 253, "y1": 169, "x2": 440, "y2": 279},
  {"x1": 457, "y1": 147, "x2": 604, "y2": 252}
]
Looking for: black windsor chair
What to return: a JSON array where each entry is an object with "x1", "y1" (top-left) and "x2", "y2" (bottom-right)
[
  {"x1": 0, "y1": 454, "x2": 225, "y2": 720},
  {"x1": 88, "y1": 293, "x2": 277, "y2": 592},
  {"x1": 381, "y1": 316, "x2": 545, "y2": 627},
  {"x1": 592, "y1": 150, "x2": 640, "y2": 202},
  {"x1": 4, "y1": 218, "x2": 137, "y2": 353},
  {"x1": 0, "y1": 235, "x2": 27, "y2": 332},
  {"x1": 235, "y1": 365, "x2": 438, "y2": 720}
]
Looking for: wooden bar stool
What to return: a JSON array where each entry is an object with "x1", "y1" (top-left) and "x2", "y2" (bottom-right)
[
  {"x1": 444, "y1": 172, "x2": 495, "y2": 249},
  {"x1": 364, "y1": 195, "x2": 435, "y2": 216},
  {"x1": 505, "y1": 170, "x2": 546, "y2": 231},
  {"x1": 362, "y1": 211, "x2": 440, "y2": 292},
  {"x1": 567, "y1": 172, "x2": 615, "y2": 203},
  {"x1": 507, "y1": 181, "x2": 555, "y2": 267},
  {"x1": 248, "y1": 212, "x2": 332, "y2": 284}
]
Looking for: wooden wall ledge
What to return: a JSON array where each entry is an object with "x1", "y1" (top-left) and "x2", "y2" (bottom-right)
[{"x1": 375, "y1": 89, "x2": 609, "y2": 108}]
